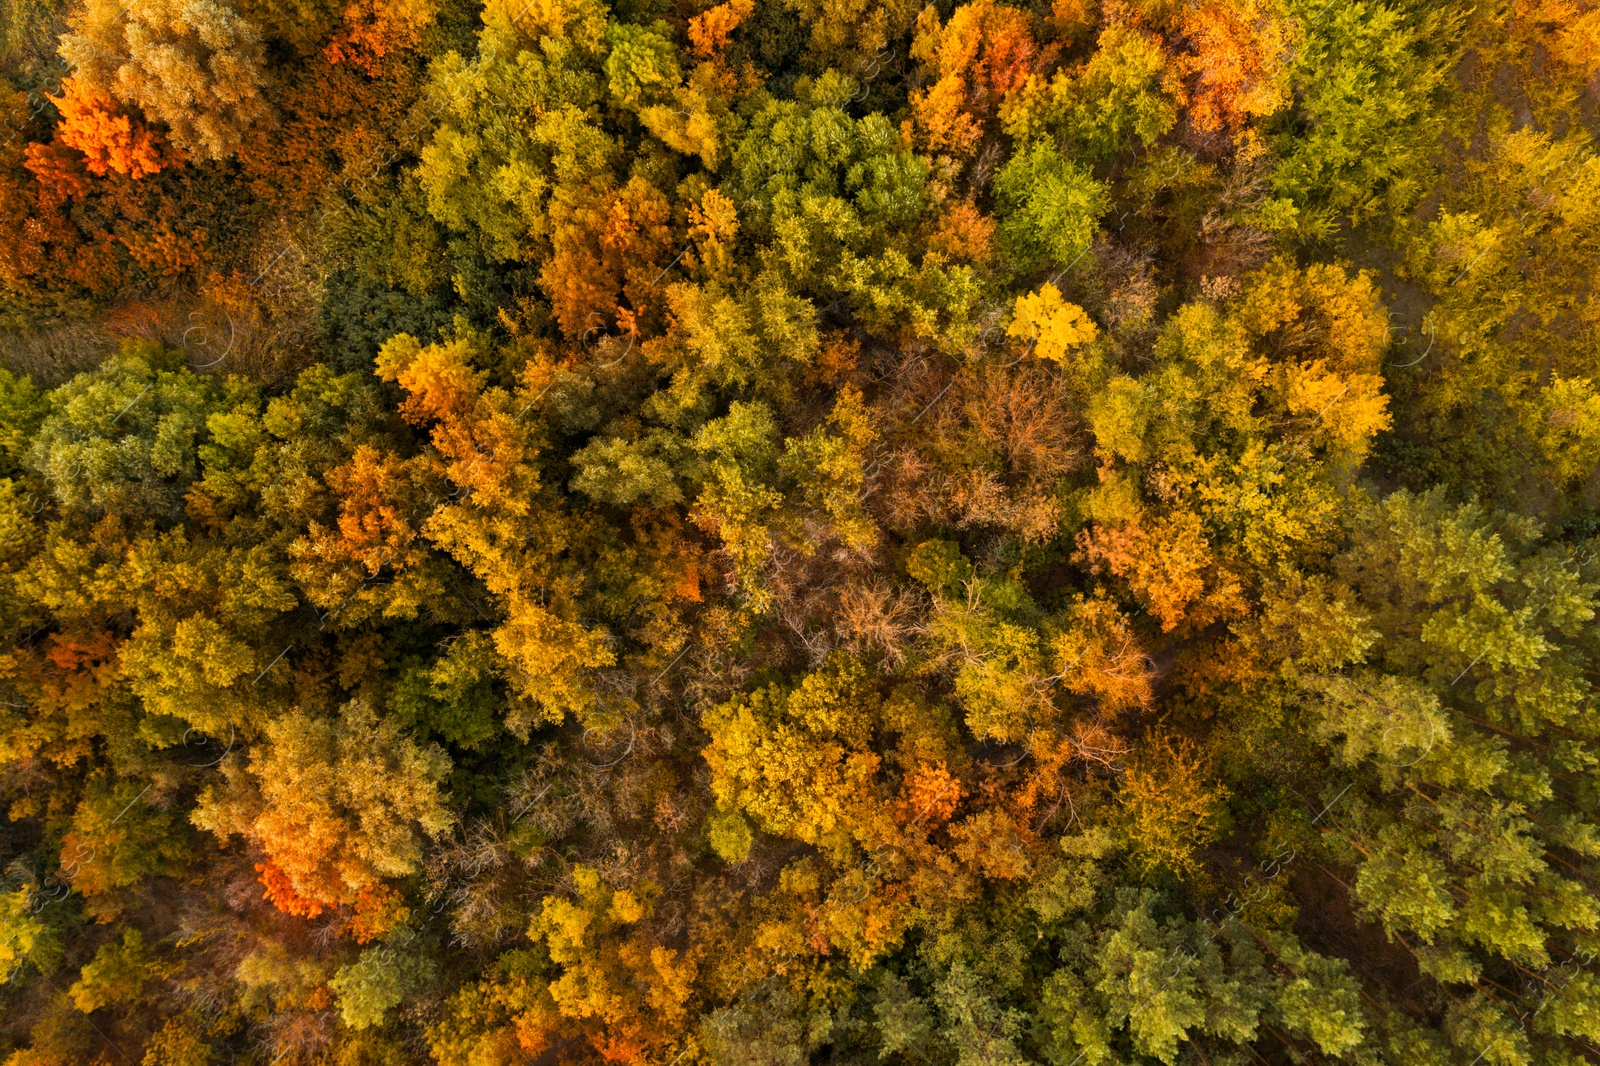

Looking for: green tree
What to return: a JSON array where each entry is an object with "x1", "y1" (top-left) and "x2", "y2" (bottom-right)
[{"x1": 991, "y1": 141, "x2": 1107, "y2": 276}]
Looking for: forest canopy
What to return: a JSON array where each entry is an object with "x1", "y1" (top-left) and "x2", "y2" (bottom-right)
[{"x1": 2, "y1": 0, "x2": 1600, "y2": 1063}]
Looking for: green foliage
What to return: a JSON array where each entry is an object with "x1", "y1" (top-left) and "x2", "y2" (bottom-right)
[
  {"x1": 728, "y1": 75, "x2": 978, "y2": 344},
  {"x1": 68, "y1": 929, "x2": 174, "y2": 1013},
  {"x1": 27, "y1": 340, "x2": 227, "y2": 524},
  {"x1": 1, "y1": 2, "x2": 1599, "y2": 1065},
  {"x1": 604, "y1": 21, "x2": 680, "y2": 109},
  {"x1": 1003, "y1": 24, "x2": 1177, "y2": 162},
  {"x1": 389, "y1": 634, "x2": 500, "y2": 748},
  {"x1": 1272, "y1": 0, "x2": 1448, "y2": 226},
  {"x1": 0, "y1": 887, "x2": 55, "y2": 983},
  {"x1": 991, "y1": 142, "x2": 1107, "y2": 275},
  {"x1": 0, "y1": 368, "x2": 46, "y2": 476},
  {"x1": 329, "y1": 945, "x2": 435, "y2": 1030},
  {"x1": 569, "y1": 432, "x2": 685, "y2": 507}
]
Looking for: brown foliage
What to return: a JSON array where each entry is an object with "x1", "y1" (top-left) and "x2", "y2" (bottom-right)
[{"x1": 878, "y1": 362, "x2": 1085, "y2": 541}]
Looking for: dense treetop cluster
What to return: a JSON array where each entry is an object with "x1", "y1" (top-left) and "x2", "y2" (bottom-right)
[{"x1": 1, "y1": 0, "x2": 1600, "y2": 1063}]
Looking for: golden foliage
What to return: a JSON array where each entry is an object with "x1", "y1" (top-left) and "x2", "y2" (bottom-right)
[
  {"x1": 1118, "y1": 732, "x2": 1226, "y2": 875},
  {"x1": 1008, "y1": 282, "x2": 1099, "y2": 363},
  {"x1": 194, "y1": 700, "x2": 453, "y2": 905}
]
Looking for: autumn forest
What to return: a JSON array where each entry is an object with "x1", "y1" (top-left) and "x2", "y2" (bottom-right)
[{"x1": 0, "y1": 0, "x2": 1598, "y2": 1062}]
